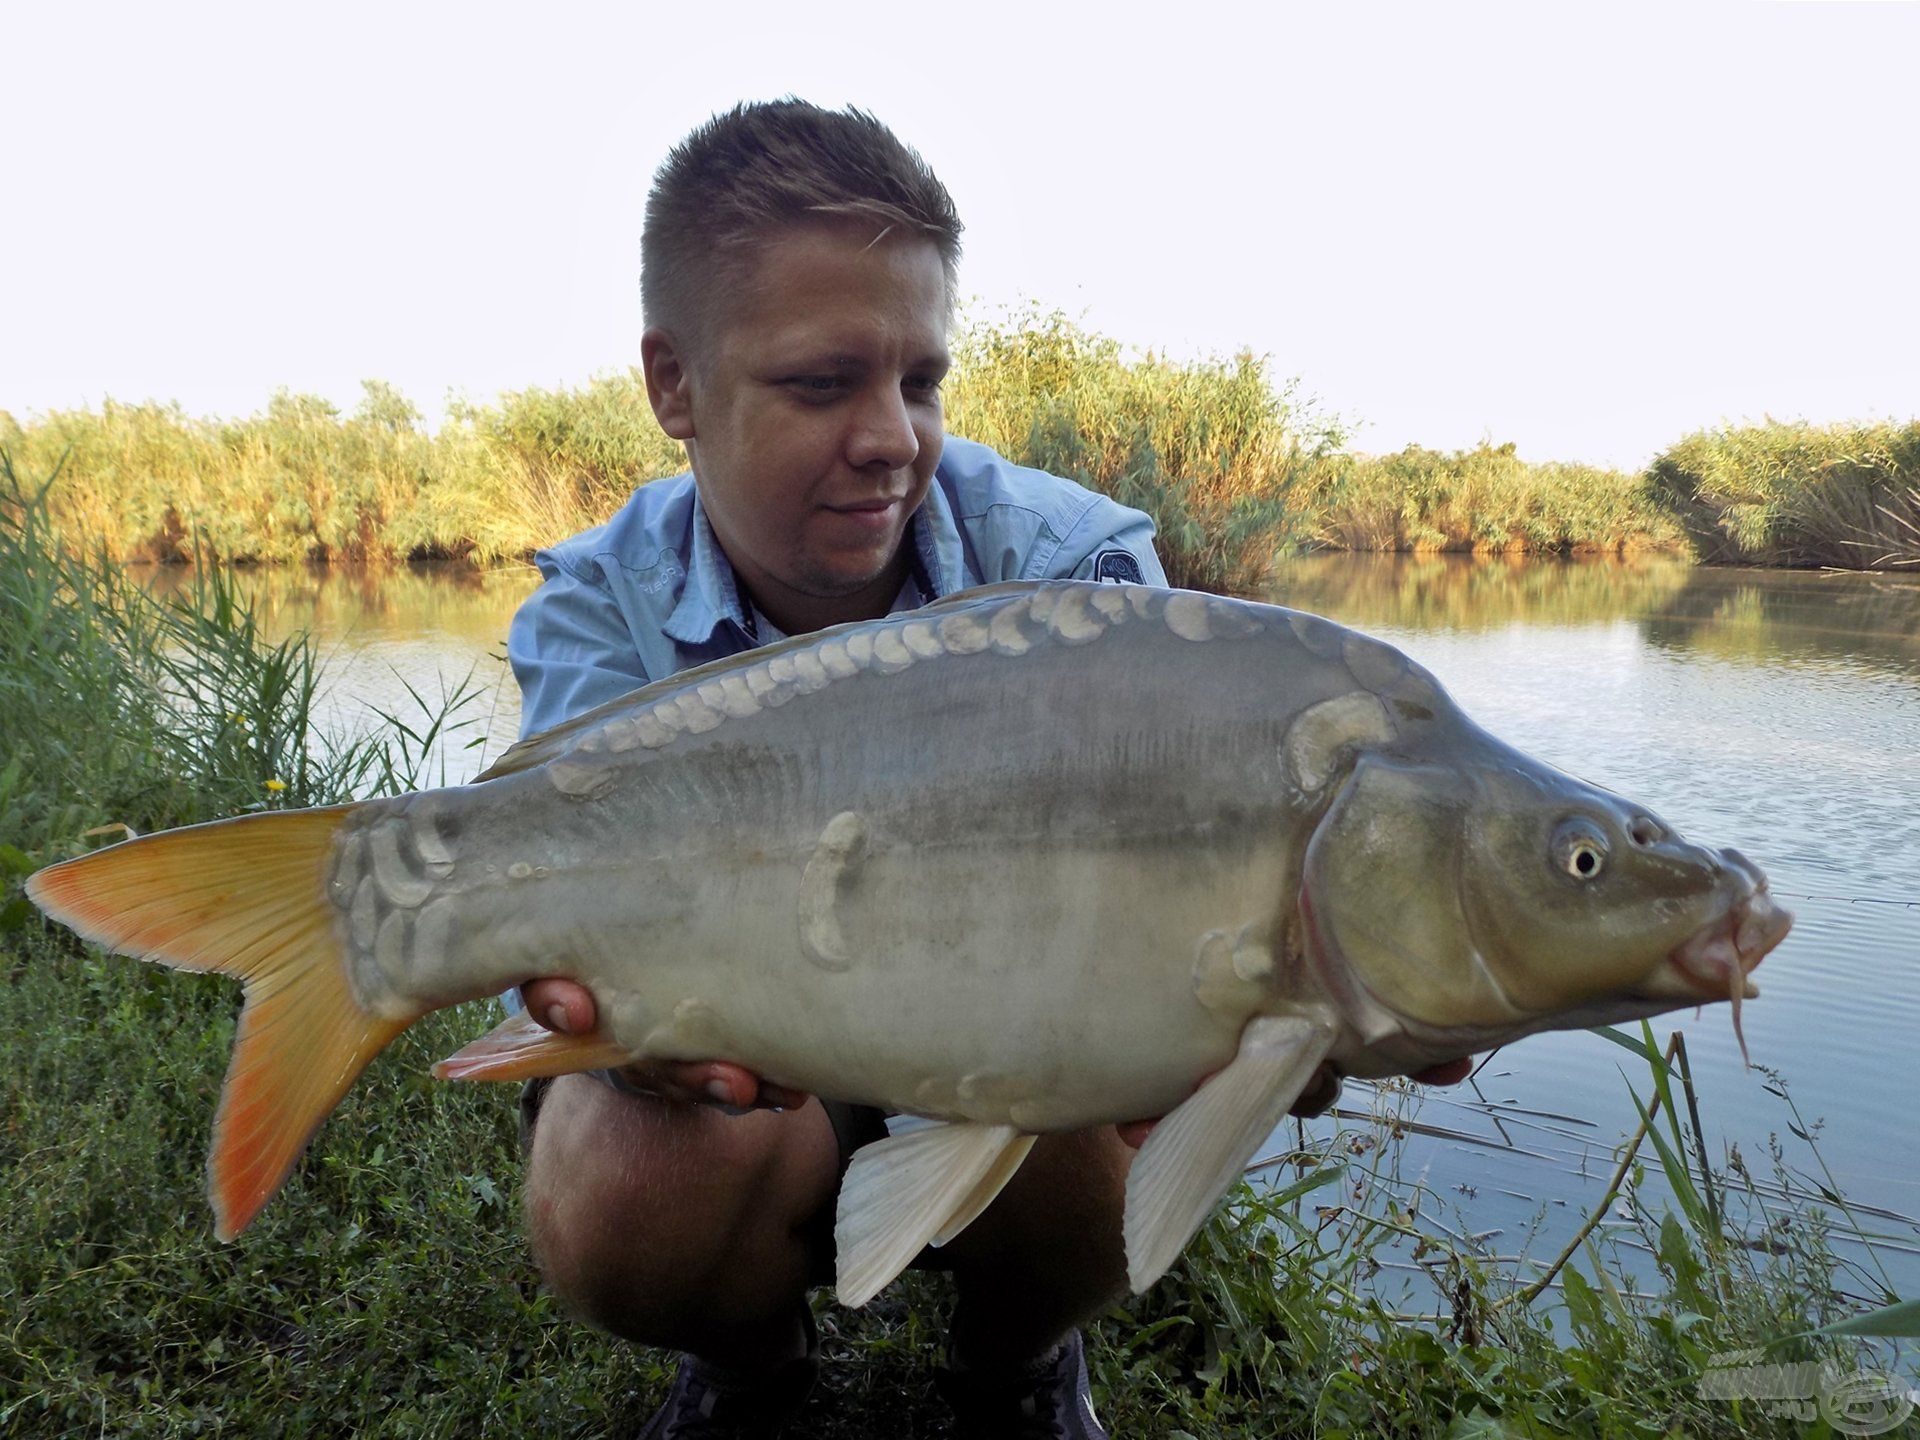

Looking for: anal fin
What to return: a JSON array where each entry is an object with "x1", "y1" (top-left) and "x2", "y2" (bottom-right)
[
  {"x1": 1124, "y1": 1011, "x2": 1337, "y2": 1293},
  {"x1": 835, "y1": 1120, "x2": 1032, "y2": 1307},
  {"x1": 433, "y1": 1010, "x2": 635, "y2": 1082}
]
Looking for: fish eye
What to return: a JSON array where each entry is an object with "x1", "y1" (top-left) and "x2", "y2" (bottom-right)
[{"x1": 1551, "y1": 819, "x2": 1610, "y2": 882}]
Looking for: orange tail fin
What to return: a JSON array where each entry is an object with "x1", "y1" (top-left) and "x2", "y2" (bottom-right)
[{"x1": 27, "y1": 807, "x2": 416, "y2": 1239}]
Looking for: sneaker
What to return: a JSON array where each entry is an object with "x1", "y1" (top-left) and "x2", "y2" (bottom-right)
[
  {"x1": 636, "y1": 1313, "x2": 818, "y2": 1439},
  {"x1": 935, "y1": 1328, "x2": 1109, "y2": 1439}
]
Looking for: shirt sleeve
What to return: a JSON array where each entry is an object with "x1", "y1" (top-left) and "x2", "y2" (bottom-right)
[
  {"x1": 1053, "y1": 497, "x2": 1171, "y2": 587},
  {"x1": 507, "y1": 552, "x2": 652, "y2": 739}
]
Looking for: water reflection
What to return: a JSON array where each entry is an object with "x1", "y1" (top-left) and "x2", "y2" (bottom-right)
[
  {"x1": 1640, "y1": 569, "x2": 1920, "y2": 677},
  {"x1": 138, "y1": 561, "x2": 541, "y2": 778},
  {"x1": 141, "y1": 561, "x2": 536, "y2": 651},
  {"x1": 1264, "y1": 552, "x2": 1697, "y2": 632},
  {"x1": 1265, "y1": 553, "x2": 1920, "y2": 682}
]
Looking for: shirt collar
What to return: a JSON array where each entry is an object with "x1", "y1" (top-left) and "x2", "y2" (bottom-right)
[
  {"x1": 664, "y1": 478, "x2": 964, "y2": 648},
  {"x1": 662, "y1": 492, "x2": 747, "y2": 647},
  {"x1": 914, "y1": 474, "x2": 966, "y2": 598}
]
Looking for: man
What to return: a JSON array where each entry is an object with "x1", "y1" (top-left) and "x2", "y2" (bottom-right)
[{"x1": 508, "y1": 100, "x2": 1467, "y2": 1439}]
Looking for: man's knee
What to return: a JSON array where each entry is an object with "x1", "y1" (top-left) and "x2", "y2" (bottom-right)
[{"x1": 523, "y1": 1074, "x2": 839, "y2": 1343}]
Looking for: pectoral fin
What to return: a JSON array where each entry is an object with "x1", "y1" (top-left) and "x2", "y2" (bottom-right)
[
  {"x1": 835, "y1": 1120, "x2": 1033, "y2": 1307},
  {"x1": 432, "y1": 1010, "x2": 635, "y2": 1082},
  {"x1": 1123, "y1": 1011, "x2": 1338, "y2": 1293}
]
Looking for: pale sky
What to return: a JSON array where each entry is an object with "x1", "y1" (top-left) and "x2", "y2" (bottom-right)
[{"x1": 3, "y1": 1, "x2": 1916, "y2": 470}]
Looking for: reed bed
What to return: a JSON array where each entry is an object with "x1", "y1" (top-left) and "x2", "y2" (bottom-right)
[
  {"x1": 4, "y1": 321, "x2": 1914, "y2": 602},
  {"x1": 940, "y1": 309, "x2": 1343, "y2": 593},
  {"x1": 1649, "y1": 420, "x2": 1920, "y2": 570},
  {"x1": 1, "y1": 314, "x2": 1689, "y2": 596},
  {"x1": 1300, "y1": 442, "x2": 1686, "y2": 557}
]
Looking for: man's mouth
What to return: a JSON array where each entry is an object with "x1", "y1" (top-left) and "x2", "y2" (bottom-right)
[{"x1": 822, "y1": 497, "x2": 908, "y2": 532}]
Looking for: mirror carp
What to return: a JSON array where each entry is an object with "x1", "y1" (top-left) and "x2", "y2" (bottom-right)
[{"x1": 28, "y1": 581, "x2": 1791, "y2": 1303}]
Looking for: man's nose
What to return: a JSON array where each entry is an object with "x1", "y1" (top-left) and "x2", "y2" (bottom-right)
[{"x1": 845, "y1": 384, "x2": 920, "y2": 471}]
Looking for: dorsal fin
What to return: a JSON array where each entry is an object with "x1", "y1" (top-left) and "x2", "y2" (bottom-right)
[{"x1": 475, "y1": 581, "x2": 1058, "y2": 783}]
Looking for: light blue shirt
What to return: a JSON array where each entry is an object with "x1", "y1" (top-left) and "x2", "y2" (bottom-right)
[{"x1": 507, "y1": 436, "x2": 1168, "y2": 739}]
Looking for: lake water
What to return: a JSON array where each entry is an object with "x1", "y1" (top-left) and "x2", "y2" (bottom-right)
[{"x1": 154, "y1": 554, "x2": 1920, "y2": 1305}]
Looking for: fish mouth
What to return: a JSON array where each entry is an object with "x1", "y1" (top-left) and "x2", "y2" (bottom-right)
[
  {"x1": 1642, "y1": 886, "x2": 1791, "y2": 1004},
  {"x1": 1634, "y1": 883, "x2": 1792, "y2": 1064}
]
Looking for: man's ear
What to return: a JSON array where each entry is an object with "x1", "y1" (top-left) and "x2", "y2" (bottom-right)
[{"x1": 641, "y1": 328, "x2": 696, "y2": 441}]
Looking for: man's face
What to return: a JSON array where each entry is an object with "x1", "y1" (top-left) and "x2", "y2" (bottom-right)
[{"x1": 657, "y1": 222, "x2": 950, "y2": 630}]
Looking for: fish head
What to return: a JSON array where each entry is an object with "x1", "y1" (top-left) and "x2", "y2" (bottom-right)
[{"x1": 1301, "y1": 748, "x2": 1791, "y2": 1045}]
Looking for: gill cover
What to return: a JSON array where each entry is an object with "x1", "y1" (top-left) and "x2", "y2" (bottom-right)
[{"x1": 1303, "y1": 755, "x2": 1524, "y2": 1030}]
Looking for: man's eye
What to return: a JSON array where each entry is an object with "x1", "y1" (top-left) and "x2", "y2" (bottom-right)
[{"x1": 787, "y1": 377, "x2": 845, "y2": 397}]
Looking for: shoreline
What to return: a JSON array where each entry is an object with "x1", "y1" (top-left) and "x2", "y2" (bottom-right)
[{"x1": 4, "y1": 316, "x2": 1914, "y2": 583}]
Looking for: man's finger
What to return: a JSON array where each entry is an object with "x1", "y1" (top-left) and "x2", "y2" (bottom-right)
[
  {"x1": 517, "y1": 985, "x2": 793, "y2": 1110},
  {"x1": 758, "y1": 1081, "x2": 813, "y2": 1111},
  {"x1": 521, "y1": 978, "x2": 596, "y2": 1035},
  {"x1": 624, "y1": 1060, "x2": 808, "y2": 1114},
  {"x1": 1116, "y1": 1119, "x2": 1155, "y2": 1150}
]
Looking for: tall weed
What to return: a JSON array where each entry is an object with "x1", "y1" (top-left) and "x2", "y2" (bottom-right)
[
  {"x1": 1649, "y1": 420, "x2": 1920, "y2": 568},
  {"x1": 1084, "y1": 1036, "x2": 1911, "y2": 1437},
  {"x1": 945, "y1": 309, "x2": 1344, "y2": 592},
  {"x1": 1304, "y1": 442, "x2": 1685, "y2": 555},
  {"x1": 0, "y1": 451, "x2": 480, "y2": 859},
  {"x1": 6, "y1": 328, "x2": 1912, "y2": 594}
]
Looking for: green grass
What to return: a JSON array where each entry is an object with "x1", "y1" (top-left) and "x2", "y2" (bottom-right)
[
  {"x1": 0, "y1": 380, "x2": 686, "y2": 571},
  {"x1": 2, "y1": 459, "x2": 1912, "y2": 1436}
]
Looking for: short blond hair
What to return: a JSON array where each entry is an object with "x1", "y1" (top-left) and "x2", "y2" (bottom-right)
[{"x1": 642, "y1": 100, "x2": 964, "y2": 353}]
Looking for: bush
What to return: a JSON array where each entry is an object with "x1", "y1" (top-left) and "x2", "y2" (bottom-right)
[
  {"x1": 1648, "y1": 421, "x2": 1920, "y2": 569},
  {"x1": 946, "y1": 308, "x2": 1344, "y2": 593},
  {"x1": 1302, "y1": 442, "x2": 1684, "y2": 556}
]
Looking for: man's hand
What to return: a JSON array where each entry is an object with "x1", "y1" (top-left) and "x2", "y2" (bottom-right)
[
  {"x1": 520, "y1": 979, "x2": 811, "y2": 1111},
  {"x1": 1114, "y1": 1056, "x2": 1475, "y2": 1150}
]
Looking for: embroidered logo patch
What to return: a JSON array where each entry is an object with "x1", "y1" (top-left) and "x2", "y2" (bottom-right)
[{"x1": 1093, "y1": 549, "x2": 1144, "y2": 584}]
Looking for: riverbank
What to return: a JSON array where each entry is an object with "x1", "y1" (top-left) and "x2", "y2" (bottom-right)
[
  {"x1": 4, "y1": 462, "x2": 1914, "y2": 1436},
  {"x1": 4, "y1": 314, "x2": 1914, "y2": 591}
]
